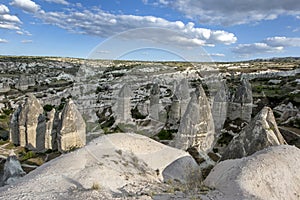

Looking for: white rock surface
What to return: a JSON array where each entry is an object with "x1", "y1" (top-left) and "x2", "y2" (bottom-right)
[
  {"x1": 58, "y1": 99, "x2": 86, "y2": 152},
  {"x1": 205, "y1": 145, "x2": 300, "y2": 200},
  {"x1": 115, "y1": 84, "x2": 132, "y2": 123},
  {"x1": 0, "y1": 133, "x2": 198, "y2": 199},
  {"x1": 222, "y1": 107, "x2": 286, "y2": 160},
  {"x1": 18, "y1": 94, "x2": 44, "y2": 150},
  {"x1": 175, "y1": 85, "x2": 215, "y2": 153}
]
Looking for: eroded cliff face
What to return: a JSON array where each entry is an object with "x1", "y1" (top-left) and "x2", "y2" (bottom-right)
[
  {"x1": 221, "y1": 106, "x2": 286, "y2": 160},
  {"x1": 58, "y1": 99, "x2": 86, "y2": 152}
]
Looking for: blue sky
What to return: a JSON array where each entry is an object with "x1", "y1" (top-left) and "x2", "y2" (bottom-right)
[{"x1": 0, "y1": 0, "x2": 300, "y2": 61}]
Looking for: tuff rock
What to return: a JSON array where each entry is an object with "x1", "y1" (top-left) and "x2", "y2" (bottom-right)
[
  {"x1": 175, "y1": 85, "x2": 215, "y2": 153},
  {"x1": 2, "y1": 151, "x2": 26, "y2": 185},
  {"x1": 58, "y1": 99, "x2": 86, "y2": 152},
  {"x1": 227, "y1": 79, "x2": 253, "y2": 123},
  {"x1": 221, "y1": 107, "x2": 286, "y2": 160}
]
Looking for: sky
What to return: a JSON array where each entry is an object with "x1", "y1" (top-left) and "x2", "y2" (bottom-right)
[{"x1": 0, "y1": 0, "x2": 300, "y2": 61}]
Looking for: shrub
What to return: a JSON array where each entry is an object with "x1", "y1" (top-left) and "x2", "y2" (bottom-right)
[
  {"x1": 157, "y1": 129, "x2": 176, "y2": 140},
  {"x1": 43, "y1": 104, "x2": 54, "y2": 112}
]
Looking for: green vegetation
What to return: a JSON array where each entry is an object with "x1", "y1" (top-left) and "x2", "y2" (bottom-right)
[
  {"x1": 43, "y1": 104, "x2": 54, "y2": 112},
  {"x1": 157, "y1": 129, "x2": 176, "y2": 140}
]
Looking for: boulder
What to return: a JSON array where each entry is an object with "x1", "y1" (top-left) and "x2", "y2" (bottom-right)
[
  {"x1": 205, "y1": 145, "x2": 300, "y2": 200},
  {"x1": 175, "y1": 85, "x2": 215, "y2": 153},
  {"x1": 58, "y1": 99, "x2": 86, "y2": 152},
  {"x1": 221, "y1": 107, "x2": 286, "y2": 160},
  {"x1": 227, "y1": 78, "x2": 253, "y2": 123},
  {"x1": 162, "y1": 156, "x2": 200, "y2": 184},
  {"x1": 0, "y1": 133, "x2": 200, "y2": 199},
  {"x1": 2, "y1": 151, "x2": 26, "y2": 185}
]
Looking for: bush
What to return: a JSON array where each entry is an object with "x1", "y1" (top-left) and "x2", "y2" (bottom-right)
[
  {"x1": 43, "y1": 104, "x2": 54, "y2": 112},
  {"x1": 157, "y1": 129, "x2": 176, "y2": 140}
]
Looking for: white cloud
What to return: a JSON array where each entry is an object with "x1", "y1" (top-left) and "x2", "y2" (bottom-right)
[
  {"x1": 44, "y1": 0, "x2": 69, "y2": 5},
  {"x1": 0, "y1": 38, "x2": 8, "y2": 43},
  {"x1": 0, "y1": 3, "x2": 22, "y2": 31},
  {"x1": 150, "y1": 0, "x2": 300, "y2": 26},
  {"x1": 264, "y1": 37, "x2": 300, "y2": 47},
  {"x1": 232, "y1": 36, "x2": 300, "y2": 55},
  {"x1": 0, "y1": 5, "x2": 9, "y2": 14},
  {"x1": 233, "y1": 43, "x2": 283, "y2": 55},
  {"x1": 36, "y1": 8, "x2": 236, "y2": 47},
  {"x1": 0, "y1": 14, "x2": 21, "y2": 23},
  {"x1": 209, "y1": 53, "x2": 225, "y2": 57},
  {"x1": 21, "y1": 39, "x2": 33, "y2": 43},
  {"x1": 10, "y1": 0, "x2": 40, "y2": 13}
]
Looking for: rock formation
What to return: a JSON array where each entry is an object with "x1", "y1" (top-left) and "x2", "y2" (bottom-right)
[
  {"x1": 9, "y1": 105, "x2": 22, "y2": 145},
  {"x1": 9, "y1": 95, "x2": 86, "y2": 153},
  {"x1": 45, "y1": 109, "x2": 56, "y2": 150},
  {"x1": 175, "y1": 85, "x2": 215, "y2": 153},
  {"x1": 174, "y1": 78, "x2": 190, "y2": 118},
  {"x1": 15, "y1": 74, "x2": 35, "y2": 91},
  {"x1": 0, "y1": 133, "x2": 201, "y2": 199},
  {"x1": 58, "y1": 99, "x2": 86, "y2": 152},
  {"x1": 205, "y1": 145, "x2": 300, "y2": 200},
  {"x1": 115, "y1": 84, "x2": 132, "y2": 123},
  {"x1": 18, "y1": 94, "x2": 44, "y2": 150},
  {"x1": 227, "y1": 78, "x2": 253, "y2": 123},
  {"x1": 2, "y1": 151, "x2": 26, "y2": 185},
  {"x1": 167, "y1": 78, "x2": 190, "y2": 128},
  {"x1": 35, "y1": 114, "x2": 46, "y2": 152},
  {"x1": 211, "y1": 82, "x2": 228, "y2": 134},
  {"x1": 149, "y1": 83, "x2": 160, "y2": 121},
  {"x1": 221, "y1": 107, "x2": 286, "y2": 160}
]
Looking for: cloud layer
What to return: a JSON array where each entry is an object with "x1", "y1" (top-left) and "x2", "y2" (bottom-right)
[
  {"x1": 36, "y1": 9, "x2": 236, "y2": 47},
  {"x1": 150, "y1": 0, "x2": 300, "y2": 26},
  {"x1": 10, "y1": 0, "x2": 40, "y2": 13},
  {"x1": 0, "y1": 4, "x2": 22, "y2": 30},
  {"x1": 233, "y1": 37, "x2": 300, "y2": 55}
]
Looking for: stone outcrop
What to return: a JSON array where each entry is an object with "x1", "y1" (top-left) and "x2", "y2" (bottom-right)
[
  {"x1": 10, "y1": 95, "x2": 86, "y2": 153},
  {"x1": 174, "y1": 78, "x2": 190, "y2": 118},
  {"x1": 167, "y1": 78, "x2": 190, "y2": 128},
  {"x1": 18, "y1": 94, "x2": 44, "y2": 150},
  {"x1": 58, "y1": 99, "x2": 86, "y2": 152},
  {"x1": 175, "y1": 85, "x2": 215, "y2": 153},
  {"x1": 0, "y1": 82, "x2": 10, "y2": 93},
  {"x1": 45, "y1": 109, "x2": 56, "y2": 150},
  {"x1": 9, "y1": 105, "x2": 22, "y2": 145},
  {"x1": 212, "y1": 82, "x2": 228, "y2": 134},
  {"x1": 221, "y1": 107, "x2": 286, "y2": 160},
  {"x1": 115, "y1": 84, "x2": 132, "y2": 123},
  {"x1": 227, "y1": 78, "x2": 253, "y2": 123},
  {"x1": 149, "y1": 83, "x2": 160, "y2": 121},
  {"x1": 2, "y1": 151, "x2": 26, "y2": 185},
  {"x1": 205, "y1": 145, "x2": 300, "y2": 200},
  {"x1": 162, "y1": 156, "x2": 200, "y2": 184},
  {"x1": 15, "y1": 74, "x2": 35, "y2": 91}
]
